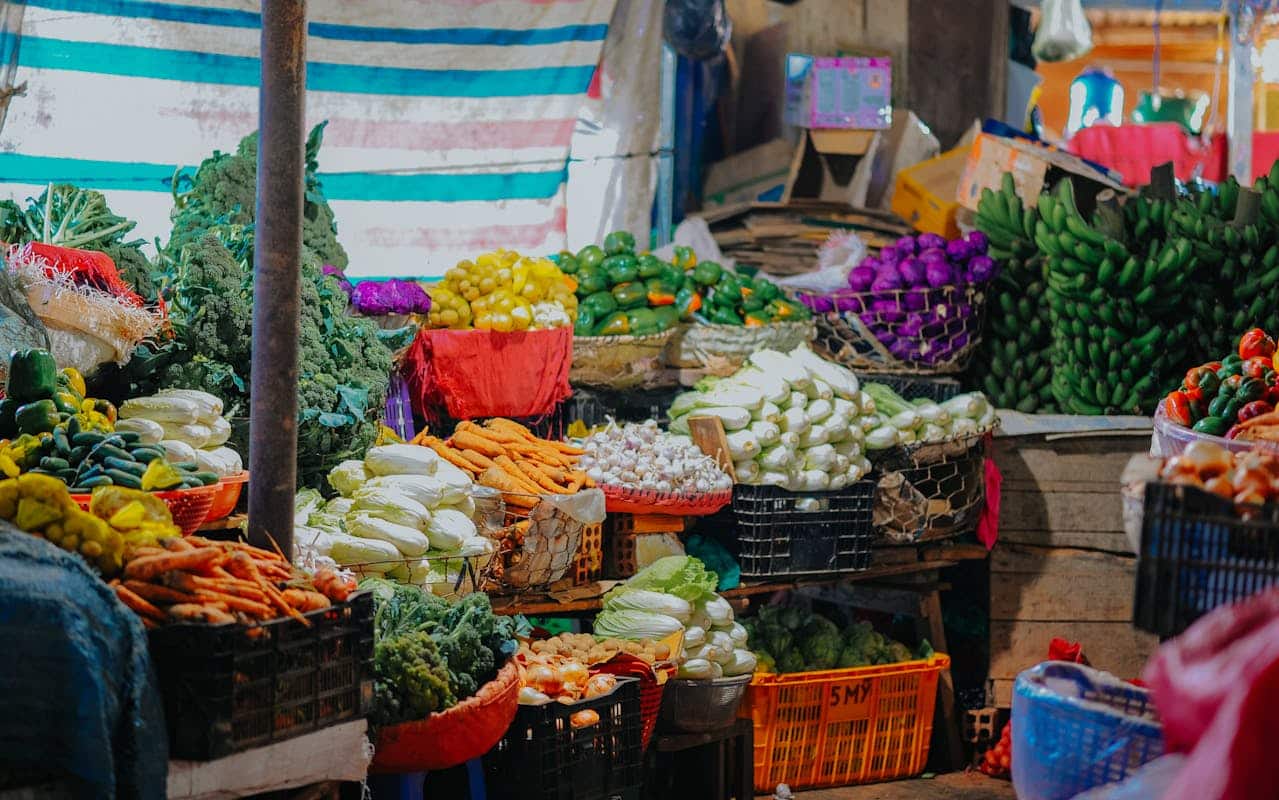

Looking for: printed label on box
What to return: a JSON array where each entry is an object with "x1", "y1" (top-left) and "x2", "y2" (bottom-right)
[{"x1": 826, "y1": 677, "x2": 874, "y2": 722}]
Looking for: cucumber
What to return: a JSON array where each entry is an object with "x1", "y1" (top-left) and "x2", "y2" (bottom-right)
[
  {"x1": 56, "y1": 468, "x2": 77, "y2": 483},
  {"x1": 39, "y1": 456, "x2": 70, "y2": 471},
  {"x1": 103, "y1": 456, "x2": 147, "y2": 477},
  {"x1": 78, "y1": 475, "x2": 113, "y2": 489},
  {"x1": 114, "y1": 431, "x2": 141, "y2": 445},
  {"x1": 130, "y1": 447, "x2": 166, "y2": 463},
  {"x1": 69, "y1": 445, "x2": 90, "y2": 465},
  {"x1": 93, "y1": 443, "x2": 133, "y2": 462},
  {"x1": 180, "y1": 477, "x2": 204, "y2": 489},
  {"x1": 172, "y1": 461, "x2": 199, "y2": 472},
  {"x1": 191, "y1": 471, "x2": 219, "y2": 486},
  {"x1": 66, "y1": 415, "x2": 82, "y2": 439},
  {"x1": 52, "y1": 427, "x2": 70, "y2": 455},
  {"x1": 71, "y1": 432, "x2": 106, "y2": 446},
  {"x1": 105, "y1": 469, "x2": 142, "y2": 489}
]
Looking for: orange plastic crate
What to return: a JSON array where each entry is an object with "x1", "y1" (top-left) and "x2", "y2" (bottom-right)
[{"x1": 740, "y1": 654, "x2": 949, "y2": 792}]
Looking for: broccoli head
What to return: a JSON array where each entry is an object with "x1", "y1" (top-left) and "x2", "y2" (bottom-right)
[
  {"x1": 836, "y1": 645, "x2": 871, "y2": 669},
  {"x1": 371, "y1": 631, "x2": 455, "y2": 727},
  {"x1": 915, "y1": 638, "x2": 935, "y2": 660},
  {"x1": 777, "y1": 648, "x2": 805, "y2": 674},
  {"x1": 883, "y1": 641, "x2": 914, "y2": 664}
]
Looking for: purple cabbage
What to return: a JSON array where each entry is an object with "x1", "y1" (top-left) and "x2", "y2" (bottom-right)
[
  {"x1": 894, "y1": 236, "x2": 918, "y2": 257},
  {"x1": 916, "y1": 233, "x2": 946, "y2": 251},
  {"x1": 869, "y1": 298, "x2": 905, "y2": 324},
  {"x1": 967, "y1": 255, "x2": 996, "y2": 283},
  {"x1": 848, "y1": 266, "x2": 877, "y2": 292},
  {"x1": 871, "y1": 272, "x2": 904, "y2": 292},
  {"x1": 810, "y1": 295, "x2": 835, "y2": 313},
  {"x1": 323, "y1": 264, "x2": 355, "y2": 295},
  {"x1": 834, "y1": 291, "x2": 864, "y2": 313},
  {"x1": 965, "y1": 230, "x2": 989, "y2": 255},
  {"x1": 898, "y1": 257, "x2": 927, "y2": 287},
  {"x1": 899, "y1": 312, "x2": 926, "y2": 338},
  {"x1": 878, "y1": 247, "x2": 902, "y2": 265},
  {"x1": 902, "y1": 288, "x2": 928, "y2": 312},
  {"x1": 924, "y1": 260, "x2": 953, "y2": 288},
  {"x1": 945, "y1": 238, "x2": 973, "y2": 263}
]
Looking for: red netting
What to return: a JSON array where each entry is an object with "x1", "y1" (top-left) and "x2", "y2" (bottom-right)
[{"x1": 72, "y1": 483, "x2": 219, "y2": 536}]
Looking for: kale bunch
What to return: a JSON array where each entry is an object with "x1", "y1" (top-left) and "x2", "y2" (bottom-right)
[
  {"x1": 155, "y1": 122, "x2": 391, "y2": 486},
  {"x1": 370, "y1": 631, "x2": 455, "y2": 726}
]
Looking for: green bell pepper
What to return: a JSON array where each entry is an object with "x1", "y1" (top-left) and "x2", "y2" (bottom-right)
[
  {"x1": 708, "y1": 306, "x2": 744, "y2": 326},
  {"x1": 1192, "y1": 415, "x2": 1232, "y2": 436},
  {"x1": 581, "y1": 290, "x2": 618, "y2": 319},
  {"x1": 612, "y1": 281, "x2": 648, "y2": 310},
  {"x1": 574, "y1": 266, "x2": 608, "y2": 296},
  {"x1": 574, "y1": 307, "x2": 597, "y2": 336},
  {"x1": 594, "y1": 311, "x2": 632, "y2": 336},
  {"x1": 602, "y1": 254, "x2": 639, "y2": 285},
  {"x1": 576, "y1": 244, "x2": 606, "y2": 270},
  {"x1": 754, "y1": 279, "x2": 781, "y2": 302},
  {"x1": 744, "y1": 310, "x2": 772, "y2": 327},
  {"x1": 6, "y1": 349, "x2": 58, "y2": 403},
  {"x1": 1235, "y1": 377, "x2": 1266, "y2": 404},
  {"x1": 645, "y1": 277, "x2": 679, "y2": 306},
  {"x1": 672, "y1": 245, "x2": 697, "y2": 270},
  {"x1": 0, "y1": 398, "x2": 18, "y2": 438},
  {"x1": 15, "y1": 399, "x2": 59, "y2": 436},
  {"x1": 603, "y1": 230, "x2": 636, "y2": 256},
  {"x1": 675, "y1": 287, "x2": 703, "y2": 320},
  {"x1": 627, "y1": 308, "x2": 660, "y2": 336},
  {"x1": 660, "y1": 264, "x2": 687, "y2": 291},
  {"x1": 637, "y1": 254, "x2": 665, "y2": 279},
  {"x1": 766, "y1": 298, "x2": 808, "y2": 320},
  {"x1": 692, "y1": 260, "x2": 724, "y2": 287},
  {"x1": 556, "y1": 251, "x2": 580, "y2": 275},
  {"x1": 652, "y1": 306, "x2": 679, "y2": 330}
]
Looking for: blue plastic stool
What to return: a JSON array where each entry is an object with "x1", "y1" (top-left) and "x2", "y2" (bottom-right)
[{"x1": 367, "y1": 759, "x2": 487, "y2": 800}]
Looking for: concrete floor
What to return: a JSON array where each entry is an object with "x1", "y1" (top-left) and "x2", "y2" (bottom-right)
[{"x1": 792, "y1": 772, "x2": 1016, "y2": 799}]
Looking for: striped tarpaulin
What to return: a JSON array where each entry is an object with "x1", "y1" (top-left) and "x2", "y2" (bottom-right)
[{"x1": 0, "y1": 0, "x2": 618, "y2": 278}]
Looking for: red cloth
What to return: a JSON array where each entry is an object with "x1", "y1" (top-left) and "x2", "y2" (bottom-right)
[
  {"x1": 977, "y1": 453, "x2": 1002, "y2": 550},
  {"x1": 1143, "y1": 588, "x2": 1279, "y2": 800},
  {"x1": 1047, "y1": 637, "x2": 1088, "y2": 665},
  {"x1": 1067, "y1": 123, "x2": 1226, "y2": 187},
  {"x1": 404, "y1": 326, "x2": 572, "y2": 422},
  {"x1": 13, "y1": 241, "x2": 147, "y2": 307}
]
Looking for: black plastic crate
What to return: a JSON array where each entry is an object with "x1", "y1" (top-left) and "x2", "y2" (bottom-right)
[
  {"x1": 1136, "y1": 482, "x2": 1279, "y2": 637},
  {"x1": 148, "y1": 590, "x2": 374, "y2": 760},
  {"x1": 731, "y1": 481, "x2": 876, "y2": 579},
  {"x1": 487, "y1": 676, "x2": 643, "y2": 800}
]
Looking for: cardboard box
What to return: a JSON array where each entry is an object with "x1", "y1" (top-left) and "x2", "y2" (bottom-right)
[
  {"x1": 891, "y1": 145, "x2": 969, "y2": 239},
  {"x1": 782, "y1": 129, "x2": 879, "y2": 205},
  {"x1": 957, "y1": 132, "x2": 1128, "y2": 214},
  {"x1": 702, "y1": 138, "x2": 794, "y2": 210},
  {"x1": 784, "y1": 55, "x2": 892, "y2": 130}
]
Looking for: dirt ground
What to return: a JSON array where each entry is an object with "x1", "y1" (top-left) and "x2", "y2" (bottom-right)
[{"x1": 792, "y1": 771, "x2": 1016, "y2": 799}]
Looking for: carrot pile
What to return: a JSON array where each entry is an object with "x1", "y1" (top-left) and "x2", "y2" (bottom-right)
[
  {"x1": 412, "y1": 419, "x2": 593, "y2": 508},
  {"x1": 111, "y1": 536, "x2": 357, "y2": 628}
]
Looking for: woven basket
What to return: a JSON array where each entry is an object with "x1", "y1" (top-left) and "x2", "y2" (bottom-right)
[
  {"x1": 372, "y1": 661, "x2": 521, "y2": 773},
  {"x1": 71, "y1": 483, "x2": 219, "y2": 537},
  {"x1": 664, "y1": 321, "x2": 815, "y2": 373},
  {"x1": 798, "y1": 285, "x2": 986, "y2": 375},
  {"x1": 571, "y1": 329, "x2": 678, "y2": 390}
]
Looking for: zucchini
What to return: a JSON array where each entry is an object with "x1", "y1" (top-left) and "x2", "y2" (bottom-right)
[
  {"x1": 103, "y1": 456, "x2": 147, "y2": 477},
  {"x1": 105, "y1": 469, "x2": 142, "y2": 488}
]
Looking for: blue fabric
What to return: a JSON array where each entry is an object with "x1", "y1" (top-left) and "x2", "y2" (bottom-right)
[{"x1": 0, "y1": 527, "x2": 167, "y2": 798}]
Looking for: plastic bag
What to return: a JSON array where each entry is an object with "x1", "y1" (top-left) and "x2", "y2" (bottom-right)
[
  {"x1": 772, "y1": 231, "x2": 867, "y2": 294},
  {"x1": 662, "y1": 0, "x2": 731, "y2": 61},
  {"x1": 1069, "y1": 754, "x2": 1187, "y2": 800},
  {"x1": 1142, "y1": 588, "x2": 1279, "y2": 800},
  {"x1": 1032, "y1": 0, "x2": 1092, "y2": 63}
]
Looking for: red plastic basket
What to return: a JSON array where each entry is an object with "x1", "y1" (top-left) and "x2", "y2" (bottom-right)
[
  {"x1": 592, "y1": 655, "x2": 674, "y2": 750},
  {"x1": 205, "y1": 471, "x2": 249, "y2": 523},
  {"x1": 372, "y1": 660, "x2": 521, "y2": 773},
  {"x1": 600, "y1": 484, "x2": 732, "y2": 516},
  {"x1": 71, "y1": 482, "x2": 220, "y2": 537}
]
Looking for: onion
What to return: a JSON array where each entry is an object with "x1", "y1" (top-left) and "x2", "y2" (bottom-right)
[
  {"x1": 559, "y1": 660, "x2": 589, "y2": 687},
  {"x1": 526, "y1": 664, "x2": 563, "y2": 696},
  {"x1": 1183, "y1": 440, "x2": 1231, "y2": 480},
  {"x1": 519, "y1": 686, "x2": 552, "y2": 705},
  {"x1": 584, "y1": 673, "x2": 617, "y2": 699}
]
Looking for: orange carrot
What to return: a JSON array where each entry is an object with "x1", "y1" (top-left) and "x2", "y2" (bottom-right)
[
  {"x1": 228, "y1": 552, "x2": 308, "y2": 626},
  {"x1": 458, "y1": 449, "x2": 499, "y2": 473},
  {"x1": 124, "y1": 548, "x2": 224, "y2": 582},
  {"x1": 486, "y1": 418, "x2": 538, "y2": 441},
  {"x1": 197, "y1": 592, "x2": 273, "y2": 618},
  {"x1": 125, "y1": 580, "x2": 199, "y2": 606},
  {"x1": 282, "y1": 588, "x2": 332, "y2": 612},
  {"x1": 421, "y1": 437, "x2": 478, "y2": 473},
  {"x1": 161, "y1": 537, "x2": 195, "y2": 552},
  {"x1": 168, "y1": 604, "x2": 236, "y2": 624},
  {"x1": 517, "y1": 460, "x2": 570, "y2": 493},
  {"x1": 451, "y1": 430, "x2": 505, "y2": 458},
  {"x1": 115, "y1": 584, "x2": 166, "y2": 622},
  {"x1": 494, "y1": 455, "x2": 544, "y2": 493}
]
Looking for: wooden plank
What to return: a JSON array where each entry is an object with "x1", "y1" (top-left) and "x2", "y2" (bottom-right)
[
  {"x1": 990, "y1": 550, "x2": 1137, "y2": 622},
  {"x1": 991, "y1": 543, "x2": 1134, "y2": 575},
  {"x1": 999, "y1": 528, "x2": 1134, "y2": 554},
  {"x1": 999, "y1": 488, "x2": 1124, "y2": 533},
  {"x1": 988, "y1": 620, "x2": 1157, "y2": 683},
  {"x1": 994, "y1": 437, "x2": 1148, "y2": 485},
  {"x1": 688, "y1": 416, "x2": 737, "y2": 481},
  {"x1": 990, "y1": 678, "x2": 1015, "y2": 709}
]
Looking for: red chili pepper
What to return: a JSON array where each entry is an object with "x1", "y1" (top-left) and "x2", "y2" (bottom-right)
[
  {"x1": 1239, "y1": 400, "x2": 1275, "y2": 422},
  {"x1": 1239, "y1": 328, "x2": 1276, "y2": 361},
  {"x1": 1162, "y1": 392, "x2": 1194, "y2": 427},
  {"x1": 1245, "y1": 356, "x2": 1272, "y2": 380}
]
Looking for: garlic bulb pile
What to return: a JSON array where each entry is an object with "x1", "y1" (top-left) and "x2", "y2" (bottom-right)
[{"x1": 577, "y1": 420, "x2": 732, "y2": 495}]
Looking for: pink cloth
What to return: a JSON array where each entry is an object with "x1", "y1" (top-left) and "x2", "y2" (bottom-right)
[
  {"x1": 977, "y1": 453, "x2": 1002, "y2": 550},
  {"x1": 1067, "y1": 123, "x2": 1226, "y2": 187}
]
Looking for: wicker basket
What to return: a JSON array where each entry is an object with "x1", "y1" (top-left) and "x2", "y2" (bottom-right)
[
  {"x1": 799, "y1": 285, "x2": 986, "y2": 375},
  {"x1": 664, "y1": 321, "x2": 815, "y2": 374},
  {"x1": 571, "y1": 330, "x2": 678, "y2": 390}
]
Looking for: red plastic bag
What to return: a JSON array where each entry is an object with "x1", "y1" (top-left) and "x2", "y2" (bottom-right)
[
  {"x1": 13, "y1": 241, "x2": 146, "y2": 308},
  {"x1": 977, "y1": 454, "x2": 1002, "y2": 550},
  {"x1": 404, "y1": 326, "x2": 572, "y2": 422},
  {"x1": 1142, "y1": 588, "x2": 1279, "y2": 800}
]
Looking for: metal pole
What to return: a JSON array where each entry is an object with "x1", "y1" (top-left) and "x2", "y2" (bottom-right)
[
  {"x1": 655, "y1": 44, "x2": 676, "y2": 247},
  {"x1": 247, "y1": 0, "x2": 306, "y2": 554},
  {"x1": 1227, "y1": 6, "x2": 1254, "y2": 184}
]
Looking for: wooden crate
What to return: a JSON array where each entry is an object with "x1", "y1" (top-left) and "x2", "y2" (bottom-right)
[{"x1": 988, "y1": 430, "x2": 1158, "y2": 707}]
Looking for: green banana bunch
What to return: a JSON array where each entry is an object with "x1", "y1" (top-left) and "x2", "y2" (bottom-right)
[
  {"x1": 1040, "y1": 181, "x2": 1193, "y2": 415},
  {"x1": 970, "y1": 173, "x2": 1056, "y2": 412}
]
